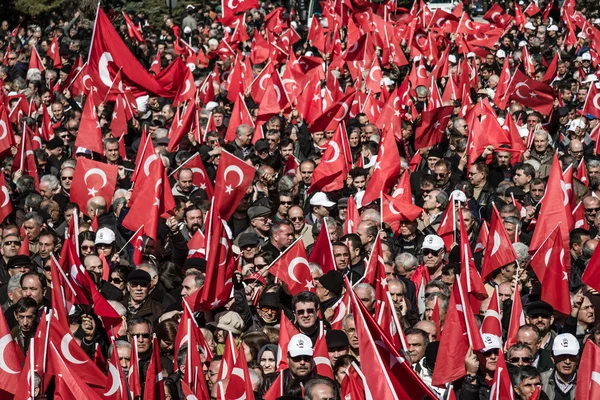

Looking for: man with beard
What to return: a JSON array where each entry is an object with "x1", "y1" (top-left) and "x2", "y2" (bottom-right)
[
  {"x1": 182, "y1": 205, "x2": 203, "y2": 242},
  {"x1": 120, "y1": 270, "x2": 163, "y2": 325}
]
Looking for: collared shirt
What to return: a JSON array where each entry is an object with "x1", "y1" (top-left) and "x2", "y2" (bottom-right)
[{"x1": 554, "y1": 371, "x2": 576, "y2": 394}]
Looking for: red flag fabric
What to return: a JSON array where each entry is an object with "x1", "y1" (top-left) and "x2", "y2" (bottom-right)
[
  {"x1": 122, "y1": 12, "x2": 145, "y2": 43},
  {"x1": 362, "y1": 128, "x2": 401, "y2": 205},
  {"x1": 128, "y1": 340, "x2": 142, "y2": 398},
  {"x1": 382, "y1": 193, "x2": 423, "y2": 232},
  {"x1": 313, "y1": 331, "x2": 334, "y2": 379},
  {"x1": 488, "y1": 354, "x2": 515, "y2": 400},
  {"x1": 343, "y1": 195, "x2": 360, "y2": 235},
  {"x1": 218, "y1": 332, "x2": 237, "y2": 381},
  {"x1": 309, "y1": 124, "x2": 350, "y2": 193},
  {"x1": 414, "y1": 106, "x2": 454, "y2": 149},
  {"x1": 341, "y1": 362, "x2": 371, "y2": 400},
  {"x1": 225, "y1": 94, "x2": 254, "y2": 143},
  {"x1": 276, "y1": 312, "x2": 299, "y2": 371},
  {"x1": 307, "y1": 221, "x2": 336, "y2": 274},
  {"x1": 213, "y1": 151, "x2": 256, "y2": 221},
  {"x1": 582, "y1": 237, "x2": 600, "y2": 293},
  {"x1": 225, "y1": 343, "x2": 255, "y2": 400},
  {"x1": 363, "y1": 234, "x2": 389, "y2": 302},
  {"x1": 47, "y1": 35, "x2": 62, "y2": 68},
  {"x1": 70, "y1": 157, "x2": 118, "y2": 216},
  {"x1": 75, "y1": 99, "x2": 104, "y2": 155},
  {"x1": 263, "y1": 371, "x2": 284, "y2": 400},
  {"x1": 270, "y1": 239, "x2": 315, "y2": 295},
  {"x1": 109, "y1": 94, "x2": 129, "y2": 137},
  {"x1": 481, "y1": 205, "x2": 518, "y2": 279},
  {"x1": 583, "y1": 82, "x2": 600, "y2": 119},
  {"x1": 505, "y1": 288, "x2": 525, "y2": 351},
  {"x1": 105, "y1": 339, "x2": 128, "y2": 400},
  {"x1": 480, "y1": 287, "x2": 503, "y2": 340},
  {"x1": 144, "y1": 336, "x2": 166, "y2": 400},
  {"x1": 47, "y1": 342, "x2": 104, "y2": 400},
  {"x1": 0, "y1": 174, "x2": 12, "y2": 223},
  {"x1": 28, "y1": 46, "x2": 45, "y2": 72},
  {"x1": 168, "y1": 102, "x2": 197, "y2": 152},
  {"x1": 576, "y1": 340, "x2": 600, "y2": 400},
  {"x1": 507, "y1": 69, "x2": 555, "y2": 115},
  {"x1": 0, "y1": 298, "x2": 23, "y2": 394},
  {"x1": 18, "y1": 234, "x2": 29, "y2": 256}
]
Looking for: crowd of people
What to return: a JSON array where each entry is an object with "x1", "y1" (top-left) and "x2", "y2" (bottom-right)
[{"x1": 1, "y1": 0, "x2": 600, "y2": 399}]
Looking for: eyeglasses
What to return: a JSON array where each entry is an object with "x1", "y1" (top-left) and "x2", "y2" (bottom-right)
[
  {"x1": 434, "y1": 173, "x2": 447, "y2": 178},
  {"x1": 280, "y1": 201, "x2": 293, "y2": 205},
  {"x1": 585, "y1": 207, "x2": 600, "y2": 213},
  {"x1": 423, "y1": 249, "x2": 440, "y2": 256},
  {"x1": 481, "y1": 349, "x2": 499, "y2": 356},
  {"x1": 509, "y1": 356, "x2": 533, "y2": 364},
  {"x1": 254, "y1": 263, "x2": 267, "y2": 269},
  {"x1": 61, "y1": 176, "x2": 73, "y2": 180},
  {"x1": 110, "y1": 277, "x2": 124, "y2": 284},
  {"x1": 289, "y1": 216, "x2": 303, "y2": 222},
  {"x1": 295, "y1": 308, "x2": 316, "y2": 316},
  {"x1": 44, "y1": 266, "x2": 52, "y2": 272},
  {"x1": 131, "y1": 333, "x2": 151, "y2": 339},
  {"x1": 4, "y1": 241, "x2": 20, "y2": 246},
  {"x1": 289, "y1": 355, "x2": 313, "y2": 362},
  {"x1": 528, "y1": 314, "x2": 550, "y2": 320},
  {"x1": 129, "y1": 282, "x2": 150, "y2": 288},
  {"x1": 81, "y1": 245, "x2": 95, "y2": 251},
  {"x1": 259, "y1": 307, "x2": 278, "y2": 314},
  {"x1": 7, "y1": 57, "x2": 16, "y2": 60}
]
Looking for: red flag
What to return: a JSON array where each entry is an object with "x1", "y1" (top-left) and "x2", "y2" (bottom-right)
[
  {"x1": 28, "y1": 45, "x2": 45, "y2": 72},
  {"x1": 309, "y1": 124, "x2": 350, "y2": 193},
  {"x1": 47, "y1": 35, "x2": 62, "y2": 68},
  {"x1": 47, "y1": 342, "x2": 104, "y2": 400},
  {"x1": 414, "y1": 106, "x2": 454, "y2": 149},
  {"x1": 225, "y1": 343, "x2": 255, "y2": 400},
  {"x1": 110, "y1": 94, "x2": 129, "y2": 138},
  {"x1": 70, "y1": 157, "x2": 118, "y2": 216},
  {"x1": 480, "y1": 287, "x2": 503, "y2": 340},
  {"x1": 341, "y1": 362, "x2": 371, "y2": 400},
  {"x1": 270, "y1": 239, "x2": 315, "y2": 295},
  {"x1": 263, "y1": 371, "x2": 284, "y2": 400},
  {"x1": 225, "y1": 94, "x2": 254, "y2": 143},
  {"x1": 576, "y1": 340, "x2": 600, "y2": 400},
  {"x1": 308, "y1": 221, "x2": 336, "y2": 274},
  {"x1": 75, "y1": 99, "x2": 104, "y2": 155},
  {"x1": 382, "y1": 193, "x2": 423, "y2": 233},
  {"x1": 363, "y1": 233, "x2": 389, "y2": 302},
  {"x1": 344, "y1": 195, "x2": 360, "y2": 235},
  {"x1": 0, "y1": 297, "x2": 23, "y2": 394},
  {"x1": 507, "y1": 69, "x2": 555, "y2": 115},
  {"x1": 150, "y1": 50, "x2": 162, "y2": 75},
  {"x1": 524, "y1": 1, "x2": 540, "y2": 16},
  {"x1": 0, "y1": 174, "x2": 12, "y2": 223},
  {"x1": 18, "y1": 233, "x2": 29, "y2": 256},
  {"x1": 481, "y1": 205, "x2": 518, "y2": 279},
  {"x1": 504, "y1": 287, "x2": 525, "y2": 351},
  {"x1": 144, "y1": 336, "x2": 166, "y2": 400},
  {"x1": 277, "y1": 312, "x2": 299, "y2": 371},
  {"x1": 173, "y1": 67, "x2": 196, "y2": 106},
  {"x1": 129, "y1": 339, "x2": 142, "y2": 398},
  {"x1": 218, "y1": 332, "x2": 237, "y2": 381},
  {"x1": 535, "y1": 226, "x2": 571, "y2": 315},
  {"x1": 213, "y1": 151, "x2": 256, "y2": 221},
  {"x1": 105, "y1": 339, "x2": 128, "y2": 400},
  {"x1": 582, "y1": 235, "x2": 600, "y2": 294},
  {"x1": 313, "y1": 331, "x2": 334, "y2": 379},
  {"x1": 488, "y1": 354, "x2": 515, "y2": 400},
  {"x1": 309, "y1": 90, "x2": 355, "y2": 133},
  {"x1": 362, "y1": 128, "x2": 401, "y2": 205},
  {"x1": 168, "y1": 102, "x2": 197, "y2": 152},
  {"x1": 122, "y1": 12, "x2": 145, "y2": 44},
  {"x1": 330, "y1": 289, "x2": 352, "y2": 332},
  {"x1": 583, "y1": 83, "x2": 600, "y2": 119}
]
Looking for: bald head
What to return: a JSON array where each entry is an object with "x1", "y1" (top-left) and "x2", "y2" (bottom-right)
[
  {"x1": 569, "y1": 139, "x2": 583, "y2": 153},
  {"x1": 87, "y1": 196, "x2": 107, "y2": 218}
]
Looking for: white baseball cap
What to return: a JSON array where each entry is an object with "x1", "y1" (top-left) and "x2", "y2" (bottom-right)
[
  {"x1": 524, "y1": 22, "x2": 536, "y2": 30},
  {"x1": 552, "y1": 333, "x2": 580, "y2": 356},
  {"x1": 310, "y1": 192, "x2": 335, "y2": 208},
  {"x1": 288, "y1": 334, "x2": 314, "y2": 357},
  {"x1": 496, "y1": 49, "x2": 506, "y2": 59},
  {"x1": 448, "y1": 54, "x2": 457, "y2": 64},
  {"x1": 422, "y1": 235, "x2": 445, "y2": 251},
  {"x1": 450, "y1": 190, "x2": 467, "y2": 203},
  {"x1": 583, "y1": 74, "x2": 599, "y2": 84},
  {"x1": 481, "y1": 334, "x2": 502, "y2": 352},
  {"x1": 95, "y1": 228, "x2": 116, "y2": 245},
  {"x1": 547, "y1": 25, "x2": 559, "y2": 32},
  {"x1": 577, "y1": 32, "x2": 587, "y2": 39},
  {"x1": 594, "y1": 19, "x2": 600, "y2": 25},
  {"x1": 582, "y1": 52, "x2": 592, "y2": 61}
]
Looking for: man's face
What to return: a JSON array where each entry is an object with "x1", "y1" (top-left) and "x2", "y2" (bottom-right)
[
  {"x1": 2, "y1": 235, "x2": 21, "y2": 258},
  {"x1": 354, "y1": 287, "x2": 374, "y2": 312},
  {"x1": 300, "y1": 163, "x2": 314, "y2": 185},
  {"x1": 579, "y1": 296, "x2": 595, "y2": 325},
  {"x1": 178, "y1": 171, "x2": 194, "y2": 193},
  {"x1": 37, "y1": 235, "x2": 55, "y2": 259},
  {"x1": 504, "y1": 222, "x2": 517, "y2": 241},
  {"x1": 278, "y1": 196, "x2": 293, "y2": 216},
  {"x1": 406, "y1": 334, "x2": 426, "y2": 364},
  {"x1": 333, "y1": 245, "x2": 350, "y2": 271},
  {"x1": 185, "y1": 210, "x2": 203, "y2": 233},
  {"x1": 517, "y1": 329, "x2": 540, "y2": 354},
  {"x1": 356, "y1": 225, "x2": 372, "y2": 246},
  {"x1": 352, "y1": 175, "x2": 366, "y2": 191},
  {"x1": 589, "y1": 166, "x2": 600, "y2": 181},
  {"x1": 554, "y1": 354, "x2": 578, "y2": 377},
  {"x1": 533, "y1": 136, "x2": 548, "y2": 153},
  {"x1": 433, "y1": 166, "x2": 450, "y2": 187},
  {"x1": 584, "y1": 198, "x2": 600, "y2": 223},
  {"x1": 105, "y1": 143, "x2": 120, "y2": 162},
  {"x1": 281, "y1": 144, "x2": 294, "y2": 158},
  {"x1": 426, "y1": 156, "x2": 440, "y2": 171},
  {"x1": 51, "y1": 103, "x2": 64, "y2": 120},
  {"x1": 508, "y1": 347, "x2": 534, "y2": 367},
  {"x1": 21, "y1": 276, "x2": 44, "y2": 305},
  {"x1": 527, "y1": 116, "x2": 541, "y2": 131},
  {"x1": 530, "y1": 183, "x2": 545, "y2": 202},
  {"x1": 468, "y1": 167, "x2": 485, "y2": 187},
  {"x1": 388, "y1": 281, "x2": 405, "y2": 312},
  {"x1": 61, "y1": 169, "x2": 74, "y2": 190},
  {"x1": 514, "y1": 376, "x2": 541, "y2": 400},
  {"x1": 287, "y1": 353, "x2": 313, "y2": 378},
  {"x1": 266, "y1": 134, "x2": 280, "y2": 151},
  {"x1": 39, "y1": 182, "x2": 54, "y2": 200},
  {"x1": 181, "y1": 275, "x2": 200, "y2": 298},
  {"x1": 513, "y1": 169, "x2": 530, "y2": 188},
  {"x1": 344, "y1": 318, "x2": 359, "y2": 349},
  {"x1": 213, "y1": 113, "x2": 224, "y2": 127},
  {"x1": 207, "y1": 360, "x2": 221, "y2": 390},
  {"x1": 129, "y1": 323, "x2": 152, "y2": 353},
  {"x1": 15, "y1": 307, "x2": 36, "y2": 334},
  {"x1": 294, "y1": 301, "x2": 318, "y2": 330},
  {"x1": 237, "y1": 128, "x2": 252, "y2": 147},
  {"x1": 128, "y1": 281, "x2": 150, "y2": 303},
  {"x1": 307, "y1": 383, "x2": 335, "y2": 400},
  {"x1": 498, "y1": 284, "x2": 512, "y2": 304},
  {"x1": 84, "y1": 256, "x2": 103, "y2": 276},
  {"x1": 273, "y1": 224, "x2": 294, "y2": 249},
  {"x1": 288, "y1": 207, "x2": 305, "y2": 233},
  {"x1": 423, "y1": 248, "x2": 443, "y2": 269},
  {"x1": 117, "y1": 346, "x2": 131, "y2": 373}
]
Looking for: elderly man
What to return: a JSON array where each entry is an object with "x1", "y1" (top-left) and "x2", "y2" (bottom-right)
[
  {"x1": 120, "y1": 270, "x2": 164, "y2": 325},
  {"x1": 83, "y1": 255, "x2": 122, "y2": 301},
  {"x1": 231, "y1": 124, "x2": 253, "y2": 158},
  {"x1": 289, "y1": 205, "x2": 313, "y2": 247},
  {"x1": 23, "y1": 212, "x2": 44, "y2": 255},
  {"x1": 421, "y1": 190, "x2": 448, "y2": 231},
  {"x1": 540, "y1": 333, "x2": 579, "y2": 399},
  {"x1": 171, "y1": 168, "x2": 202, "y2": 200},
  {"x1": 261, "y1": 220, "x2": 294, "y2": 257},
  {"x1": 315, "y1": 270, "x2": 343, "y2": 313},
  {"x1": 237, "y1": 206, "x2": 272, "y2": 248}
]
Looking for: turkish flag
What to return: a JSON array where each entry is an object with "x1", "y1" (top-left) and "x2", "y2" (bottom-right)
[
  {"x1": 481, "y1": 205, "x2": 518, "y2": 279},
  {"x1": 213, "y1": 150, "x2": 255, "y2": 221},
  {"x1": 344, "y1": 195, "x2": 361, "y2": 235},
  {"x1": 225, "y1": 344, "x2": 255, "y2": 400},
  {"x1": 168, "y1": 102, "x2": 197, "y2": 152},
  {"x1": 47, "y1": 342, "x2": 104, "y2": 400},
  {"x1": 309, "y1": 124, "x2": 350, "y2": 193},
  {"x1": 507, "y1": 69, "x2": 555, "y2": 115},
  {"x1": 0, "y1": 106, "x2": 15, "y2": 156},
  {"x1": 12, "y1": 125, "x2": 39, "y2": 189},
  {"x1": 75, "y1": 98, "x2": 104, "y2": 155},
  {"x1": 70, "y1": 158, "x2": 118, "y2": 216},
  {"x1": 0, "y1": 174, "x2": 12, "y2": 223},
  {"x1": 88, "y1": 8, "x2": 176, "y2": 99},
  {"x1": 382, "y1": 193, "x2": 423, "y2": 233},
  {"x1": 109, "y1": 93, "x2": 129, "y2": 137},
  {"x1": 313, "y1": 331, "x2": 334, "y2": 379},
  {"x1": 414, "y1": 105, "x2": 454, "y2": 149},
  {"x1": 276, "y1": 312, "x2": 299, "y2": 371},
  {"x1": 150, "y1": 50, "x2": 162, "y2": 75},
  {"x1": 436, "y1": 196, "x2": 458, "y2": 251},
  {"x1": 270, "y1": 239, "x2": 315, "y2": 295},
  {"x1": 40, "y1": 103, "x2": 54, "y2": 142},
  {"x1": 47, "y1": 35, "x2": 62, "y2": 68},
  {"x1": 218, "y1": 332, "x2": 237, "y2": 381},
  {"x1": 483, "y1": 4, "x2": 510, "y2": 25},
  {"x1": 480, "y1": 287, "x2": 503, "y2": 340},
  {"x1": 458, "y1": 211, "x2": 488, "y2": 312},
  {"x1": 494, "y1": 57, "x2": 513, "y2": 110},
  {"x1": 309, "y1": 90, "x2": 356, "y2": 133},
  {"x1": 173, "y1": 67, "x2": 196, "y2": 106},
  {"x1": 308, "y1": 220, "x2": 336, "y2": 274},
  {"x1": 28, "y1": 45, "x2": 45, "y2": 73},
  {"x1": 504, "y1": 287, "x2": 525, "y2": 351},
  {"x1": 0, "y1": 296, "x2": 22, "y2": 394},
  {"x1": 529, "y1": 155, "x2": 572, "y2": 270},
  {"x1": 582, "y1": 237, "x2": 600, "y2": 293},
  {"x1": 122, "y1": 154, "x2": 176, "y2": 240},
  {"x1": 363, "y1": 234, "x2": 389, "y2": 302},
  {"x1": 122, "y1": 12, "x2": 144, "y2": 44},
  {"x1": 576, "y1": 340, "x2": 600, "y2": 400},
  {"x1": 488, "y1": 355, "x2": 515, "y2": 400},
  {"x1": 250, "y1": 62, "x2": 286, "y2": 105},
  {"x1": 128, "y1": 340, "x2": 142, "y2": 398},
  {"x1": 182, "y1": 153, "x2": 214, "y2": 198},
  {"x1": 263, "y1": 371, "x2": 284, "y2": 400},
  {"x1": 362, "y1": 128, "x2": 401, "y2": 205},
  {"x1": 583, "y1": 83, "x2": 600, "y2": 119},
  {"x1": 105, "y1": 339, "x2": 128, "y2": 400},
  {"x1": 144, "y1": 336, "x2": 166, "y2": 400},
  {"x1": 46, "y1": 311, "x2": 107, "y2": 387},
  {"x1": 221, "y1": 0, "x2": 258, "y2": 25},
  {"x1": 341, "y1": 362, "x2": 370, "y2": 400},
  {"x1": 225, "y1": 94, "x2": 254, "y2": 143}
]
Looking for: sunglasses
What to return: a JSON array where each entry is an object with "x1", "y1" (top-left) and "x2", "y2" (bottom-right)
[
  {"x1": 482, "y1": 349, "x2": 500, "y2": 356},
  {"x1": 509, "y1": 356, "x2": 533, "y2": 364},
  {"x1": 110, "y1": 277, "x2": 124, "y2": 284},
  {"x1": 289, "y1": 355, "x2": 312, "y2": 362},
  {"x1": 295, "y1": 308, "x2": 315, "y2": 316},
  {"x1": 254, "y1": 263, "x2": 267, "y2": 269},
  {"x1": 434, "y1": 173, "x2": 447, "y2": 178},
  {"x1": 132, "y1": 333, "x2": 151, "y2": 339},
  {"x1": 61, "y1": 176, "x2": 73, "y2": 180},
  {"x1": 81, "y1": 245, "x2": 95, "y2": 251},
  {"x1": 585, "y1": 207, "x2": 600, "y2": 213},
  {"x1": 423, "y1": 249, "x2": 440, "y2": 256},
  {"x1": 44, "y1": 266, "x2": 52, "y2": 272},
  {"x1": 4, "y1": 241, "x2": 20, "y2": 246},
  {"x1": 280, "y1": 201, "x2": 293, "y2": 205},
  {"x1": 289, "y1": 217, "x2": 303, "y2": 222},
  {"x1": 129, "y1": 282, "x2": 150, "y2": 288}
]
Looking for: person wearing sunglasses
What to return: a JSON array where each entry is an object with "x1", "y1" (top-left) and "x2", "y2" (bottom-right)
[
  {"x1": 506, "y1": 343, "x2": 535, "y2": 370},
  {"x1": 274, "y1": 192, "x2": 294, "y2": 222},
  {"x1": 460, "y1": 334, "x2": 501, "y2": 399},
  {"x1": 285, "y1": 333, "x2": 316, "y2": 384},
  {"x1": 122, "y1": 269, "x2": 164, "y2": 325},
  {"x1": 83, "y1": 254, "x2": 123, "y2": 301},
  {"x1": 525, "y1": 301, "x2": 556, "y2": 354},
  {"x1": 288, "y1": 205, "x2": 314, "y2": 247},
  {"x1": 1, "y1": 234, "x2": 22, "y2": 272},
  {"x1": 59, "y1": 166, "x2": 75, "y2": 196},
  {"x1": 127, "y1": 317, "x2": 154, "y2": 379},
  {"x1": 421, "y1": 235, "x2": 446, "y2": 279},
  {"x1": 539, "y1": 333, "x2": 579, "y2": 400},
  {"x1": 292, "y1": 291, "x2": 321, "y2": 345}
]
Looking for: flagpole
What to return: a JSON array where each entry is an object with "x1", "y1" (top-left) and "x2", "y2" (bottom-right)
[
  {"x1": 131, "y1": 130, "x2": 152, "y2": 182},
  {"x1": 168, "y1": 152, "x2": 200, "y2": 177},
  {"x1": 87, "y1": 0, "x2": 102, "y2": 63},
  {"x1": 101, "y1": 66, "x2": 123, "y2": 105},
  {"x1": 117, "y1": 224, "x2": 145, "y2": 254},
  {"x1": 456, "y1": 273, "x2": 474, "y2": 348},
  {"x1": 66, "y1": 61, "x2": 88, "y2": 91},
  {"x1": 19, "y1": 119, "x2": 26, "y2": 171}
]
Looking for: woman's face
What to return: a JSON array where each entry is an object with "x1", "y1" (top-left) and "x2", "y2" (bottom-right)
[
  {"x1": 260, "y1": 350, "x2": 276, "y2": 374},
  {"x1": 96, "y1": 243, "x2": 113, "y2": 257},
  {"x1": 336, "y1": 365, "x2": 348, "y2": 384},
  {"x1": 110, "y1": 272, "x2": 126, "y2": 292},
  {"x1": 349, "y1": 132, "x2": 360, "y2": 148},
  {"x1": 159, "y1": 338, "x2": 174, "y2": 355},
  {"x1": 81, "y1": 239, "x2": 96, "y2": 257},
  {"x1": 215, "y1": 329, "x2": 226, "y2": 344}
]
